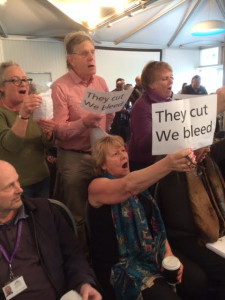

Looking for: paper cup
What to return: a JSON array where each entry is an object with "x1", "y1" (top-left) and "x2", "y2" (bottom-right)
[{"x1": 162, "y1": 256, "x2": 181, "y2": 285}]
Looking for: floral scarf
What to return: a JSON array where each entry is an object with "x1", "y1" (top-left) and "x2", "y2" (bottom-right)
[
  {"x1": 103, "y1": 173, "x2": 166, "y2": 300},
  {"x1": 186, "y1": 156, "x2": 225, "y2": 244}
]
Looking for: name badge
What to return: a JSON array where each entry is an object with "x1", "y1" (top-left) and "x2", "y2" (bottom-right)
[{"x1": 3, "y1": 276, "x2": 27, "y2": 299}]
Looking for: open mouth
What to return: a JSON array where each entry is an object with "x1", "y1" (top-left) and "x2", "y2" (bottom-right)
[
  {"x1": 19, "y1": 90, "x2": 26, "y2": 94},
  {"x1": 122, "y1": 162, "x2": 128, "y2": 169}
]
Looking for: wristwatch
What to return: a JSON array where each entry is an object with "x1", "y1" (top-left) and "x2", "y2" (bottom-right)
[{"x1": 18, "y1": 114, "x2": 30, "y2": 120}]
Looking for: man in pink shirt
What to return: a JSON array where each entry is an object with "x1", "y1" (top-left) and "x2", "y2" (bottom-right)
[{"x1": 51, "y1": 31, "x2": 114, "y2": 251}]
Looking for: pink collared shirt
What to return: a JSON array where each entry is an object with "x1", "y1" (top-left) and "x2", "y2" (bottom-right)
[{"x1": 51, "y1": 69, "x2": 114, "y2": 151}]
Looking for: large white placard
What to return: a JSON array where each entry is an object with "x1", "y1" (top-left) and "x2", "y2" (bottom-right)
[
  {"x1": 152, "y1": 95, "x2": 217, "y2": 154},
  {"x1": 80, "y1": 88, "x2": 133, "y2": 114}
]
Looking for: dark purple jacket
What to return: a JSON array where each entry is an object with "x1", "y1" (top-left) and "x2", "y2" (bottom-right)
[{"x1": 129, "y1": 89, "x2": 171, "y2": 165}]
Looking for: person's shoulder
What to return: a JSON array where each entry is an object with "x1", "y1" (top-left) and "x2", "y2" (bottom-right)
[
  {"x1": 23, "y1": 197, "x2": 51, "y2": 212},
  {"x1": 93, "y1": 75, "x2": 108, "y2": 91},
  {"x1": 51, "y1": 71, "x2": 71, "y2": 89},
  {"x1": 93, "y1": 75, "x2": 107, "y2": 84}
]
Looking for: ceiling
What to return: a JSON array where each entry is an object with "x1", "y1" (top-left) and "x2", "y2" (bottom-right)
[{"x1": 0, "y1": 0, "x2": 224, "y2": 49}]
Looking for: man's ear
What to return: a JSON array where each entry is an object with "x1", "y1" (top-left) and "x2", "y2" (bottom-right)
[{"x1": 66, "y1": 55, "x2": 73, "y2": 66}]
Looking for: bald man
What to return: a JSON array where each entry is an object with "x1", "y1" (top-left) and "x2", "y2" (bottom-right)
[{"x1": 0, "y1": 161, "x2": 101, "y2": 300}]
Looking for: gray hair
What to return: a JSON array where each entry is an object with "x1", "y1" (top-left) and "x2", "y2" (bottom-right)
[
  {"x1": 0, "y1": 61, "x2": 20, "y2": 98},
  {"x1": 64, "y1": 31, "x2": 94, "y2": 69}
]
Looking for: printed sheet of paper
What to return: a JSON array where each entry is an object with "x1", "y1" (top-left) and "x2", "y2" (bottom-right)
[
  {"x1": 152, "y1": 95, "x2": 217, "y2": 155},
  {"x1": 32, "y1": 89, "x2": 53, "y2": 120},
  {"x1": 80, "y1": 88, "x2": 133, "y2": 114}
]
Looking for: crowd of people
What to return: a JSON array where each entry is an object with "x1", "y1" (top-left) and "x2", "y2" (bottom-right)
[{"x1": 0, "y1": 30, "x2": 225, "y2": 300}]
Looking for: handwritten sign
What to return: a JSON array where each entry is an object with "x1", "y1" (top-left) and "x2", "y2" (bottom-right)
[
  {"x1": 152, "y1": 95, "x2": 217, "y2": 154},
  {"x1": 80, "y1": 88, "x2": 133, "y2": 114}
]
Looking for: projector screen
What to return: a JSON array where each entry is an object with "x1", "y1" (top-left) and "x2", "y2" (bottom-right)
[{"x1": 95, "y1": 47, "x2": 162, "y2": 90}]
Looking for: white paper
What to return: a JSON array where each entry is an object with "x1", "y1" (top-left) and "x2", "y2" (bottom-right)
[
  {"x1": 152, "y1": 95, "x2": 217, "y2": 155},
  {"x1": 172, "y1": 94, "x2": 205, "y2": 101},
  {"x1": 206, "y1": 236, "x2": 225, "y2": 258},
  {"x1": 60, "y1": 290, "x2": 82, "y2": 300},
  {"x1": 80, "y1": 88, "x2": 133, "y2": 114},
  {"x1": 32, "y1": 89, "x2": 53, "y2": 120},
  {"x1": 90, "y1": 127, "x2": 108, "y2": 146}
]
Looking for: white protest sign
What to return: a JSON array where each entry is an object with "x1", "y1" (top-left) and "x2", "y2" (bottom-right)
[
  {"x1": 80, "y1": 88, "x2": 133, "y2": 114},
  {"x1": 152, "y1": 95, "x2": 217, "y2": 155},
  {"x1": 32, "y1": 89, "x2": 53, "y2": 120}
]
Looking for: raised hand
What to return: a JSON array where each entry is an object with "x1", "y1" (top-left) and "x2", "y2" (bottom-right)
[
  {"x1": 19, "y1": 94, "x2": 42, "y2": 118},
  {"x1": 36, "y1": 118, "x2": 55, "y2": 140}
]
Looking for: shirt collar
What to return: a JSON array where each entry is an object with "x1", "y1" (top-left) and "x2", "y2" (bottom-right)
[
  {"x1": 146, "y1": 89, "x2": 171, "y2": 103},
  {"x1": 68, "y1": 68, "x2": 94, "y2": 86},
  {"x1": 0, "y1": 204, "x2": 29, "y2": 226}
]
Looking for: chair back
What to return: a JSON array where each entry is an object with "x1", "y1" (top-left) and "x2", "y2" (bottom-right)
[{"x1": 48, "y1": 198, "x2": 77, "y2": 237}]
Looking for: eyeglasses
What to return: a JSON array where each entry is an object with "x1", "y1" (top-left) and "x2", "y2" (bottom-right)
[
  {"x1": 3, "y1": 77, "x2": 33, "y2": 87},
  {"x1": 71, "y1": 49, "x2": 95, "y2": 58}
]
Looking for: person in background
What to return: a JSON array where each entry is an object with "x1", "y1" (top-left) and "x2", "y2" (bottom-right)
[
  {"x1": 112, "y1": 78, "x2": 125, "y2": 91},
  {"x1": 110, "y1": 78, "x2": 131, "y2": 143},
  {"x1": 0, "y1": 61, "x2": 55, "y2": 198},
  {"x1": 124, "y1": 83, "x2": 133, "y2": 90},
  {"x1": 87, "y1": 135, "x2": 197, "y2": 300},
  {"x1": 0, "y1": 160, "x2": 101, "y2": 300},
  {"x1": 177, "y1": 82, "x2": 187, "y2": 94},
  {"x1": 129, "y1": 75, "x2": 144, "y2": 105},
  {"x1": 129, "y1": 61, "x2": 174, "y2": 173},
  {"x1": 51, "y1": 31, "x2": 114, "y2": 252},
  {"x1": 155, "y1": 141, "x2": 225, "y2": 300},
  {"x1": 182, "y1": 75, "x2": 208, "y2": 95}
]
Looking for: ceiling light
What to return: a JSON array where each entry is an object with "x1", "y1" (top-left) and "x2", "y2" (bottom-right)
[{"x1": 192, "y1": 20, "x2": 225, "y2": 36}]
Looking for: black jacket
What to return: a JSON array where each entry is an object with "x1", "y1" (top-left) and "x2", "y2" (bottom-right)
[{"x1": 23, "y1": 197, "x2": 96, "y2": 298}]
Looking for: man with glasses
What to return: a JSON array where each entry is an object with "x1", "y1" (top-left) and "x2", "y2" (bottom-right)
[
  {"x1": 51, "y1": 31, "x2": 114, "y2": 253},
  {"x1": 0, "y1": 61, "x2": 55, "y2": 198}
]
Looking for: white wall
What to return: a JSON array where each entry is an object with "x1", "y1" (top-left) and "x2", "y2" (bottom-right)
[
  {"x1": 164, "y1": 48, "x2": 200, "y2": 93},
  {"x1": 0, "y1": 37, "x2": 200, "y2": 94},
  {"x1": 1, "y1": 37, "x2": 67, "y2": 84},
  {"x1": 95, "y1": 48, "x2": 161, "y2": 91}
]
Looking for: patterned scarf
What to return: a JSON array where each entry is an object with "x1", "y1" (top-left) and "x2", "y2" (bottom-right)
[
  {"x1": 103, "y1": 173, "x2": 166, "y2": 300},
  {"x1": 186, "y1": 156, "x2": 225, "y2": 244}
]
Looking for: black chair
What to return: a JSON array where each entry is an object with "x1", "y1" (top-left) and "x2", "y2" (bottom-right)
[{"x1": 48, "y1": 198, "x2": 77, "y2": 237}]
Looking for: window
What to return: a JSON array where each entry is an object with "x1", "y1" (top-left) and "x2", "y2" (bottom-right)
[{"x1": 200, "y1": 47, "x2": 219, "y2": 66}]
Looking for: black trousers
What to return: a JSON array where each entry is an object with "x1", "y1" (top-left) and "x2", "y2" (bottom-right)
[
  {"x1": 171, "y1": 238, "x2": 225, "y2": 300},
  {"x1": 142, "y1": 278, "x2": 181, "y2": 300}
]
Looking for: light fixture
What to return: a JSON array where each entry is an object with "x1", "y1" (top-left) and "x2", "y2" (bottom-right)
[{"x1": 192, "y1": 20, "x2": 225, "y2": 36}]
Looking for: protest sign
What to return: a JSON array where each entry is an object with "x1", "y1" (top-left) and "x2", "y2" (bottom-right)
[
  {"x1": 152, "y1": 95, "x2": 217, "y2": 155},
  {"x1": 80, "y1": 88, "x2": 133, "y2": 114}
]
